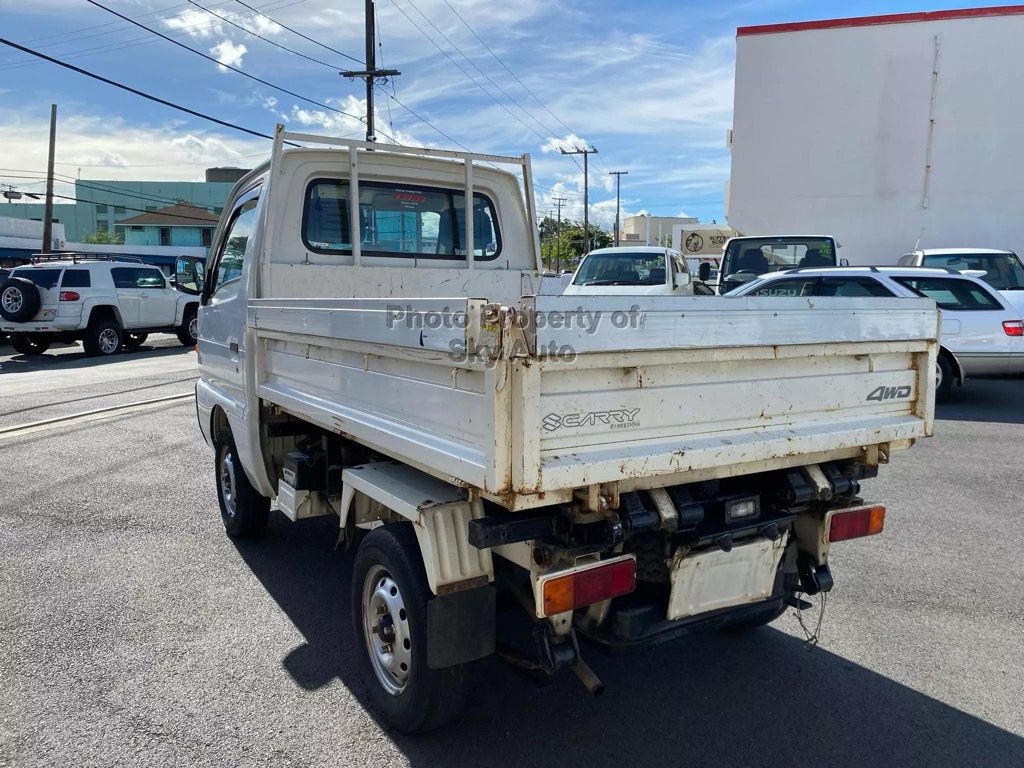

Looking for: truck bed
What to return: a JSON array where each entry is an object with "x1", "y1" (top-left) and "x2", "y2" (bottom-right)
[{"x1": 249, "y1": 294, "x2": 937, "y2": 510}]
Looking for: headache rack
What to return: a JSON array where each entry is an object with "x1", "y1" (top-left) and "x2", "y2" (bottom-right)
[
  {"x1": 268, "y1": 125, "x2": 543, "y2": 270},
  {"x1": 29, "y1": 253, "x2": 145, "y2": 265}
]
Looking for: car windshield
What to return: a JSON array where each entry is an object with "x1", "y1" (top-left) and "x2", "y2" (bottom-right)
[
  {"x1": 573, "y1": 252, "x2": 667, "y2": 286},
  {"x1": 721, "y1": 238, "x2": 836, "y2": 286},
  {"x1": 920, "y1": 253, "x2": 1024, "y2": 290}
]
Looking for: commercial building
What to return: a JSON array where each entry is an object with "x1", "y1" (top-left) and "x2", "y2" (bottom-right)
[
  {"x1": 727, "y1": 6, "x2": 1024, "y2": 263},
  {"x1": 2, "y1": 167, "x2": 248, "y2": 243},
  {"x1": 119, "y1": 203, "x2": 220, "y2": 248},
  {"x1": 618, "y1": 215, "x2": 698, "y2": 247}
]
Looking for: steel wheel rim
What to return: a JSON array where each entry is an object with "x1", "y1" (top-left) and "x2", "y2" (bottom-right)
[
  {"x1": 188, "y1": 316, "x2": 198, "y2": 341},
  {"x1": 362, "y1": 565, "x2": 412, "y2": 696},
  {"x1": 98, "y1": 328, "x2": 119, "y2": 354},
  {"x1": 218, "y1": 445, "x2": 237, "y2": 517},
  {"x1": 2, "y1": 287, "x2": 22, "y2": 313}
]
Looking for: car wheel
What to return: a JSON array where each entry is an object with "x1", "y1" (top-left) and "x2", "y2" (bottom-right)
[
  {"x1": 10, "y1": 333, "x2": 51, "y2": 356},
  {"x1": 215, "y1": 429, "x2": 269, "y2": 538},
  {"x1": 936, "y1": 353, "x2": 954, "y2": 398},
  {"x1": 177, "y1": 307, "x2": 198, "y2": 346},
  {"x1": 352, "y1": 523, "x2": 468, "y2": 733},
  {"x1": 123, "y1": 332, "x2": 148, "y2": 351},
  {"x1": 83, "y1": 319, "x2": 123, "y2": 356},
  {"x1": 0, "y1": 277, "x2": 41, "y2": 322}
]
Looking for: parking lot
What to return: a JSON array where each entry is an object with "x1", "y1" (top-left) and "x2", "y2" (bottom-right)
[{"x1": 1, "y1": 341, "x2": 1022, "y2": 768}]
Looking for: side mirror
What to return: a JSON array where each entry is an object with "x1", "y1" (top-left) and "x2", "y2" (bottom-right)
[
  {"x1": 175, "y1": 256, "x2": 206, "y2": 297},
  {"x1": 698, "y1": 262, "x2": 712, "y2": 282}
]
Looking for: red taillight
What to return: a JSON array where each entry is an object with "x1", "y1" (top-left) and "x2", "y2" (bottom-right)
[
  {"x1": 1003, "y1": 320, "x2": 1024, "y2": 337},
  {"x1": 541, "y1": 557, "x2": 636, "y2": 617},
  {"x1": 59, "y1": 291, "x2": 80, "y2": 302},
  {"x1": 829, "y1": 505, "x2": 886, "y2": 542}
]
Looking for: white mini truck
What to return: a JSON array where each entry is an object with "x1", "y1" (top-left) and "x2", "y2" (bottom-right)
[{"x1": 191, "y1": 128, "x2": 938, "y2": 733}]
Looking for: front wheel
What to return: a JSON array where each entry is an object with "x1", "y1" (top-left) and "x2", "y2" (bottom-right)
[
  {"x1": 352, "y1": 524, "x2": 468, "y2": 733},
  {"x1": 10, "y1": 333, "x2": 51, "y2": 356},
  {"x1": 215, "y1": 430, "x2": 269, "y2": 538},
  {"x1": 177, "y1": 307, "x2": 198, "y2": 346}
]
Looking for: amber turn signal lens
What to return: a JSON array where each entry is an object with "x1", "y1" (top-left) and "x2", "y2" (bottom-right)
[{"x1": 829, "y1": 505, "x2": 885, "y2": 542}]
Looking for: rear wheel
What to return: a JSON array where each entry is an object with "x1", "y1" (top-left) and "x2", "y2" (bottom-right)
[
  {"x1": 123, "y1": 332, "x2": 148, "y2": 351},
  {"x1": 83, "y1": 319, "x2": 123, "y2": 356},
  {"x1": 10, "y1": 333, "x2": 51, "y2": 356},
  {"x1": 936, "y1": 353, "x2": 954, "y2": 398},
  {"x1": 177, "y1": 307, "x2": 198, "y2": 346},
  {"x1": 352, "y1": 524, "x2": 468, "y2": 733},
  {"x1": 215, "y1": 429, "x2": 269, "y2": 538}
]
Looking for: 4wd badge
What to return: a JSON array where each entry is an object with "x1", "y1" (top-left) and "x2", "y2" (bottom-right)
[{"x1": 866, "y1": 385, "x2": 912, "y2": 402}]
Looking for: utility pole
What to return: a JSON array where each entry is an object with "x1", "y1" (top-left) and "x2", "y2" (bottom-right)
[
  {"x1": 41, "y1": 103, "x2": 57, "y2": 254},
  {"x1": 552, "y1": 197, "x2": 566, "y2": 273},
  {"x1": 560, "y1": 145, "x2": 597, "y2": 252},
  {"x1": 341, "y1": 0, "x2": 400, "y2": 143},
  {"x1": 608, "y1": 170, "x2": 628, "y2": 247}
]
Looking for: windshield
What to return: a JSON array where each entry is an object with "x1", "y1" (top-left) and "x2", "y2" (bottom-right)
[
  {"x1": 920, "y1": 253, "x2": 1024, "y2": 290},
  {"x1": 572, "y1": 252, "x2": 667, "y2": 286},
  {"x1": 721, "y1": 238, "x2": 836, "y2": 287}
]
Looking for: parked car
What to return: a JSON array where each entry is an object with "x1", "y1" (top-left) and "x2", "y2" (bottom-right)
[
  {"x1": 191, "y1": 129, "x2": 938, "y2": 732},
  {"x1": 564, "y1": 246, "x2": 692, "y2": 295},
  {"x1": 898, "y1": 248, "x2": 1024, "y2": 316},
  {"x1": 726, "y1": 266, "x2": 1024, "y2": 395},
  {"x1": 0, "y1": 256, "x2": 199, "y2": 356}
]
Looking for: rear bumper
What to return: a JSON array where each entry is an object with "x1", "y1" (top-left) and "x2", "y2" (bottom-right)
[{"x1": 0, "y1": 319, "x2": 85, "y2": 333}]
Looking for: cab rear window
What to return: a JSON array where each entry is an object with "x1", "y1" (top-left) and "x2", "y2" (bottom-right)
[
  {"x1": 13, "y1": 268, "x2": 61, "y2": 288},
  {"x1": 302, "y1": 178, "x2": 501, "y2": 261}
]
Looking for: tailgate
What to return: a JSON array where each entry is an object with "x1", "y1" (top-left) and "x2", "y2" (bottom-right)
[{"x1": 511, "y1": 296, "x2": 938, "y2": 494}]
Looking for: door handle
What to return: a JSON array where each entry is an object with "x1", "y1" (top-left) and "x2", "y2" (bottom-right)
[{"x1": 229, "y1": 341, "x2": 239, "y2": 354}]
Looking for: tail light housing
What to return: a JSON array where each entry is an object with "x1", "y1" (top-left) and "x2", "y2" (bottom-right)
[
  {"x1": 1003, "y1": 320, "x2": 1024, "y2": 337},
  {"x1": 59, "y1": 291, "x2": 80, "y2": 302},
  {"x1": 828, "y1": 504, "x2": 885, "y2": 542},
  {"x1": 539, "y1": 556, "x2": 636, "y2": 617}
]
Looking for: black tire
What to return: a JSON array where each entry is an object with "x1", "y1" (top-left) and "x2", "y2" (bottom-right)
[
  {"x1": 936, "y1": 353, "x2": 954, "y2": 398},
  {"x1": 123, "y1": 332, "x2": 149, "y2": 351},
  {"x1": 0, "y1": 277, "x2": 41, "y2": 322},
  {"x1": 82, "y1": 318, "x2": 123, "y2": 356},
  {"x1": 177, "y1": 306, "x2": 198, "y2": 346},
  {"x1": 214, "y1": 429, "x2": 269, "y2": 538},
  {"x1": 10, "y1": 333, "x2": 51, "y2": 355},
  {"x1": 352, "y1": 524, "x2": 468, "y2": 733}
]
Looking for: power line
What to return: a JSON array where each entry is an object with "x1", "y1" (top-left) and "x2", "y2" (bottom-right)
[
  {"x1": 81, "y1": 0, "x2": 372, "y2": 130},
  {"x1": 0, "y1": 37, "x2": 279, "y2": 141},
  {"x1": 2, "y1": 170, "x2": 194, "y2": 207},
  {"x1": 184, "y1": 0, "x2": 343, "y2": 70},
  {"x1": 231, "y1": 0, "x2": 362, "y2": 64}
]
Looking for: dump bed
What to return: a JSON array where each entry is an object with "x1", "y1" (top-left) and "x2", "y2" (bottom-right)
[{"x1": 249, "y1": 293, "x2": 937, "y2": 511}]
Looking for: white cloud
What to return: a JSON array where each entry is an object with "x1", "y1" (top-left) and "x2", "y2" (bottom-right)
[
  {"x1": 170, "y1": 135, "x2": 246, "y2": 165},
  {"x1": 286, "y1": 95, "x2": 418, "y2": 146},
  {"x1": 163, "y1": 8, "x2": 223, "y2": 39},
  {"x1": 210, "y1": 40, "x2": 247, "y2": 70},
  {"x1": 541, "y1": 133, "x2": 593, "y2": 155},
  {"x1": 71, "y1": 151, "x2": 128, "y2": 168}
]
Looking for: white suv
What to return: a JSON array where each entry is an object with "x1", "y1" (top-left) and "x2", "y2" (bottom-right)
[{"x1": 0, "y1": 257, "x2": 200, "y2": 356}]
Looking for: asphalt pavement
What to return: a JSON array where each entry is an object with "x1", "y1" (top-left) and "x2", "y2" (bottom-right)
[{"x1": 1, "y1": 341, "x2": 1022, "y2": 768}]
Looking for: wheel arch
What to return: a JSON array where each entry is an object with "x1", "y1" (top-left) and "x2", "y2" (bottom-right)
[
  {"x1": 86, "y1": 303, "x2": 124, "y2": 328},
  {"x1": 939, "y1": 346, "x2": 964, "y2": 386}
]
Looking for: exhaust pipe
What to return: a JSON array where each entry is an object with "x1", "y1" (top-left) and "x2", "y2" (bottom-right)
[{"x1": 571, "y1": 658, "x2": 605, "y2": 697}]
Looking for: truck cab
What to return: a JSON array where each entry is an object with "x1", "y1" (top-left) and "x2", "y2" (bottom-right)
[{"x1": 708, "y1": 235, "x2": 843, "y2": 294}]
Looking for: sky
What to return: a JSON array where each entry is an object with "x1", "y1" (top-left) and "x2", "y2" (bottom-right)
[{"x1": 0, "y1": 0, "x2": 1008, "y2": 229}]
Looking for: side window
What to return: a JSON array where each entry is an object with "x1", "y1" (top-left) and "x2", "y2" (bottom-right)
[
  {"x1": 136, "y1": 268, "x2": 166, "y2": 289},
  {"x1": 111, "y1": 267, "x2": 137, "y2": 289},
  {"x1": 61, "y1": 270, "x2": 91, "y2": 288},
  {"x1": 817, "y1": 277, "x2": 896, "y2": 297},
  {"x1": 211, "y1": 198, "x2": 259, "y2": 295},
  {"x1": 894, "y1": 277, "x2": 1002, "y2": 310},
  {"x1": 15, "y1": 269, "x2": 62, "y2": 289},
  {"x1": 749, "y1": 278, "x2": 816, "y2": 297},
  {"x1": 302, "y1": 179, "x2": 501, "y2": 261}
]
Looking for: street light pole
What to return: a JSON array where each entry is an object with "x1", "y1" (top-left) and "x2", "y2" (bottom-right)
[{"x1": 608, "y1": 170, "x2": 627, "y2": 247}]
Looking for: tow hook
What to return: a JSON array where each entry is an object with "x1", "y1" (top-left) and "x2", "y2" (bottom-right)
[{"x1": 497, "y1": 626, "x2": 605, "y2": 697}]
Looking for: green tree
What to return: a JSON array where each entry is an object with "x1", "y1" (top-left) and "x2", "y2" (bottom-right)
[
  {"x1": 539, "y1": 218, "x2": 612, "y2": 271},
  {"x1": 82, "y1": 229, "x2": 124, "y2": 245}
]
